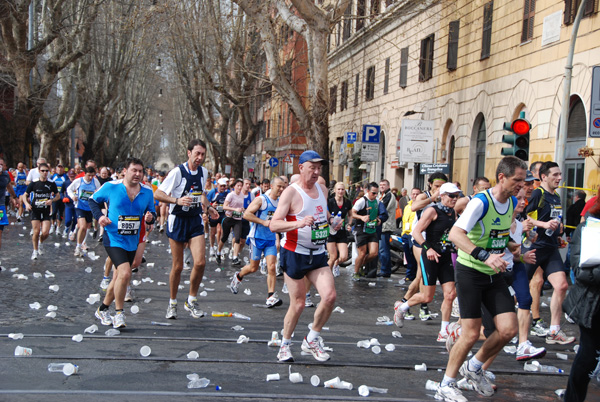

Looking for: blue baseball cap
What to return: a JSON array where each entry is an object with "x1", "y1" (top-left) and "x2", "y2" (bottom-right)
[{"x1": 299, "y1": 150, "x2": 324, "y2": 164}]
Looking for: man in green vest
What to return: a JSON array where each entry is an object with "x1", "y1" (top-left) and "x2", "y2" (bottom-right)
[
  {"x1": 435, "y1": 156, "x2": 526, "y2": 402},
  {"x1": 350, "y1": 182, "x2": 381, "y2": 281}
]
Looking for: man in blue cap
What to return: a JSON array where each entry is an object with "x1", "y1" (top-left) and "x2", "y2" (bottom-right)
[{"x1": 270, "y1": 150, "x2": 339, "y2": 363}]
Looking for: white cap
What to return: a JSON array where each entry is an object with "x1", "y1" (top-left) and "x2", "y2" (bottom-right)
[
  {"x1": 217, "y1": 178, "x2": 228, "y2": 185},
  {"x1": 439, "y1": 182, "x2": 461, "y2": 195}
]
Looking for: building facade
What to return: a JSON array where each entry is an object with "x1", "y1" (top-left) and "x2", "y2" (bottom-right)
[{"x1": 328, "y1": 0, "x2": 600, "y2": 200}]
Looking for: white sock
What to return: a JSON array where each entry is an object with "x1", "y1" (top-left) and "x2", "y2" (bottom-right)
[
  {"x1": 76, "y1": 243, "x2": 81, "y2": 248},
  {"x1": 441, "y1": 375, "x2": 455, "y2": 387},
  {"x1": 550, "y1": 325, "x2": 560, "y2": 334},
  {"x1": 307, "y1": 329, "x2": 320, "y2": 343},
  {"x1": 169, "y1": 298, "x2": 177, "y2": 305},
  {"x1": 441, "y1": 321, "x2": 449, "y2": 334},
  {"x1": 468, "y1": 356, "x2": 484, "y2": 372},
  {"x1": 187, "y1": 295, "x2": 196, "y2": 304},
  {"x1": 400, "y1": 301, "x2": 410, "y2": 312},
  {"x1": 282, "y1": 338, "x2": 292, "y2": 345}
]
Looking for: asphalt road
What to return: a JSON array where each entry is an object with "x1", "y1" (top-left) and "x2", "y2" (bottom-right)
[{"x1": 0, "y1": 218, "x2": 597, "y2": 402}]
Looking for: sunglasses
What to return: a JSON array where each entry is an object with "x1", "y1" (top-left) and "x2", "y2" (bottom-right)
[
  {"x1": 445, "y1": 193, "x2": 459, "y2": 199},
  {"x1": 40, "y1": 170, "x2": 49, "y2": 172}
]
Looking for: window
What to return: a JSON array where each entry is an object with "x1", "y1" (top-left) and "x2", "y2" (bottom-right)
[
  {"x1": 371, "y1": 0, "x2": 380, "y2": 19},
  {"x1": 365, "y1": 66, "x2": 375, "y2": 101},
  {"x1": 329, "y1": 85, "x2": 337, "y2": 115},
  {"x1": 384, "y1": 58, "x2": 390, "y2": 94},
  {"x1": 564, "y1": 0, "x2": 597, "y2": 24},
  {"x1": 342, "y1": 5, "x2": 351, "y2": 41},
  {"x1": 399, "y1": 46, "x2": 408, "y2": 88},
  {"x1": 340, "y1": 80, "x2": 348, "y2": 111},
  {"x1": 419, "y1": 34, "x2": 434, "y2": 82},
  {"x1": 447, "y1": 20, "x2": 459, "y2": 71},
  {"x1": 521, "y1": 0, "x2": 535, "y2": 43},
  {"x1": 354, "y1": 73, "x2": 360, "y2": 106},
  {"x1": 481, "y1": 1, "x2": 493, "y2": 60},
  {"x1": 475, "y1": 119, "x2": 486, "y2": 179},
  {"x1": 356, "y1": 0, "x2": 366, "y2": 31},
  {"x1": 386, "y1": 0, "x2": 395, "y2": 6}
]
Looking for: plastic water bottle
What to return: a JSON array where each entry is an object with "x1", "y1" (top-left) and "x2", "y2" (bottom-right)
[
  {"x1": 545, "y1": 215, "x2": 562, "y2": 236},
  {"x1": 182, "y1": 191, "x2": 189, "y2": 212},
  {"x1": 48, "y1": 363, "x2": 79, "y2": 376},
  {"x1": 329, "y1": 212, "x2": 342, "y2": 236},
  {"x1": 522, "y1": 227, "x2": 537, "y2": 248},
  {"x1": 539, "y1": 364, "x2": 565, "y2": 373}
]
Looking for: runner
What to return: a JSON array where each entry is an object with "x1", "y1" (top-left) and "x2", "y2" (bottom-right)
[
  {"x1": 67, "y1": 166, "x2": 101, "y2": 257},
  {"x1": 238, "y1": 178, "x2": 254, "y2": 258},
  {"x1": 61, "y1": 169, "x2": 78, "y2": 239},
  {"x1": 523, "y1": 161, "x2": 575, "y2": 345},
  {"x1": 154, "y1": 139, "x2": 219, "y2": 320},
  {"x1": 49, "y1": 163, "x2": 67, "y2": 235},
  {"x1": 13, "y1": 162, "x2": 28, "y2": 222},
  {"x1": 394, "y1": 183, "x2": 459, "y2": 344},
  {"x1": 327, "y1": 182, "x2": 352, "y2": 277},
  {"x1": 206, "y1": 178, "x2": 229, "y2": 260},
  {"x1": 216, "y1": 179, "x2": 245, "y2": 265},
  {"x1": 270, "y1": 150, "x2": 336, "y2": 363},
  {"x1": 0, "y1": 157, "x2": 18, "y2": 250},
  {"x1": 25, "y1": 157, "x2": 46, "y2": 184},
  {"x1": 229, "y1": 177, "x2": 285, "y2": 307},
  {"x1": 350, "y1": 182, "x2": 381, "y2": 281},
  {"x1": 90, "y1": 157, "x2": 156, "y2": 329},
  {"x1": 23, "y1": 163, "x2": 59, "y2": 260},
  {"x1": 435, "y1": 156, "x2": 525, "y2": 402}
]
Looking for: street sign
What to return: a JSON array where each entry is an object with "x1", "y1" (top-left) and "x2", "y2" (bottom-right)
[
  {"x1": 361, "y1": 143, "x2": 379, "y2": 162},
  {"x1": 420, "y1": 163, "x2": 450, "y2": 175},
  {"x1": 346, "y1": 132, "x2": 357, "y2": 144},
  {"x1": 398, "y1": 120, "x2": 435, "y2": 163},
  {"x1": 362, "y1": 125, "x2": 381, "y2": 143},
  {"x1": 268, "y1": 157, "x2": 279, "y2": 167},
  {"x1": 590, "y1": 66, "x2": 600, "y2": 138},
  {"x1": 283, "y1": 155, "x2": 292, "y2": 163}
]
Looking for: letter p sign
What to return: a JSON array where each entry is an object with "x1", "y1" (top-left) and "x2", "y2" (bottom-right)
[{"x1": 362, "y1": 124, "x2": 381, "y2": 143}]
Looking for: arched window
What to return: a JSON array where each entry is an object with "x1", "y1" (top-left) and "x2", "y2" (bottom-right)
[
  {"x1": 470, "y1": 114, "x2": 487, "y2": 183},
  {"x1": 448, "y1": 136, "x2": 455, "y2": 182}
]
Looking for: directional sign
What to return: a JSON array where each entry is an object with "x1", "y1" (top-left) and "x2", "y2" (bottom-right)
[
  {"x1": 420, "y1": 163, "x2": 450, "y2": 175},
  {"x1": 268, "y1": 157, "x2": 279, "y2": 167},
  {"x1": 398, "y1": 120, "x2": 435, "y2": 163},
  {"x1": 362, "y1": 125, "x2": 381, "y2": 143},
  {"x1": 346, "y1": 132, "x2": 357, "y2": 144},
  {"x1": 590, "y1": 66, "x2": 600, "y2": 138}
]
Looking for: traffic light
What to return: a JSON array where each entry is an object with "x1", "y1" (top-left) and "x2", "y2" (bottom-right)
[{"x1": 501, "y1": 111, "x2": 530, "y2": 161}]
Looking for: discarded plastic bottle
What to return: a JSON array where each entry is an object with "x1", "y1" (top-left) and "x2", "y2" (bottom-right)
[
  {"x1": 522, "y1": 227, "x2": 537, "y2": 248},
  {"x1": 187, "y1": 378, "x2": 210, "y2": 389},
  {"x1": 329, "y1": 212, "x2": 342, "y2": 236},
  {"x1": 48, "y1": 363, "x2": 79, "y2": 376},
  {"x1": 545, "y1": 215, "x2": 562, "y2": 236},
  {"x1": 211, "y1": 311, "x2": 233, "y2": 317},
  {"x1": 232, "y1": 312, "x2": 251, "y2": 320},
  {"x1": 539, "y1": 364, "x2": 564, "y2": 373}
]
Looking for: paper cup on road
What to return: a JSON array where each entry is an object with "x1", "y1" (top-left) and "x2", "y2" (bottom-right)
[
  {"x1": 372, "y1": 346, "x2": 381, "y2": 354},
  {"x1": 49, "y1": 285, "x2": 59, "y2": 292},
  {"x1": 14, "y1": 346, "x2": 32, "y2": 356},
  {"x1": 310, "y1": 375, "x2": 320, "y2": 387},
  {"x1": 72, "y1": 334, "x2": 83, "y2": 342},
  {"x1": 187, "y1": 351, "x2": 199, "y2": 359},
  {"x1": 130, "y1": 305, "x2": 139, "y2": 314},
  {"x1": 358, "y1": 385, "x2": 370, "y2": 397},
  {"x1": 415, "y1": 363, "x2": 427, "y2": 371},
  {"x1": 289, "y1": 365, "x2": 303, "y2": 383},
  {"x1": 385, "y1": 343, "x2": 396, "y2": 352},
  {"x1": 140, "y1": 345, "x2": 151, "y2": 357},
  {"x1": 266, "y1": 373, "x2": 280, "y2": 381}
]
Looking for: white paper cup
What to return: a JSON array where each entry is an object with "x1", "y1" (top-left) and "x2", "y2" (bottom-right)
[
  {"x1": 289, "y1": 372, "x2": 303, "y2": 383},
  {"x1": 310, "y1": 375, "x2": 320, "y2": 387},
  {"x1": 372, "y1": 346, "x2": 381, "y2": 354},
  {"x1": 187, "y1": 351, "x2": 199, "y2": 359},
  {"x1": 14, "y1": 346, "x2": 32, "y2": 356},
  {"x1": 140, "y1": 345, "x2": 151, "y2": 357},
  {"x1": 266, "y1": 373, "x2": 280, "y2": 381},
  {"x1": 130, "y1": 305, "x2": 139, "y2": 314}
]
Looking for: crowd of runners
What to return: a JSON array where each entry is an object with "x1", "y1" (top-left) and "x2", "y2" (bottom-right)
[{"x1": 1, "y1": 143, "x2": 598, "y2": 402}]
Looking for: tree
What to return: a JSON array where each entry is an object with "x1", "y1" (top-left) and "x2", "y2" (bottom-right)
[{"x1": 230, "y1": 0, "x2": 352, "y2": 182}]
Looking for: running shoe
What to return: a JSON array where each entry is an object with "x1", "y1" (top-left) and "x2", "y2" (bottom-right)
[
  {"x1": 546, "y1": 329, "x2": 575, "y2": 345},
  {"x1": 516, "y1": 340, "x2": 546, "y2": 361},
  {"x1": 17, "y1": 215, "x2": 21, "y2": 223},
  {"x1": 37, "y1": 243, "x2": 44, "y2": 255},
  {"x1": 62, "y1": 229, "x2": 68, "y2": 238},
  {"x1": 124, "y1": 286, "x2": 133, "y2": 302},
  {"x1": 282, "y1": 283, "x2": 288, "y2": 294},
  {"x1": 437, "y1": 331, "x2": 448, "y2": 342},
  {"x1": 112, "y1": 312, "x2": 126, "y2": 329},
  {"x1": 351, "y1": 273, "x2": 360, "y2": 281},
  {"x1": 276, "y1": 265, "x2": 283, "y2": 276},
  {"x1": 435, "y1": 382, "x2": 467, "y2": 402},
  {"x1": 459, "y1": 361, "x2": 494, "y2": 397},
  {"x1": 232, "y1": 257, "x2": 241, "y2": 266},
  {"x1": 483, "y1": 370, "x2": 496, "y2": 384},
  {"x1": 184, "y1": 299, "x2": 205, "y2": 318},
  {"x1": 332, "y1": 264, "x2": 340, "y2": 277},
  {"x1": 69, "y1": 231, "x2": 76, "y2": 241},
  {"x1": 446, "y1": 322, "x2": 461, "y2": 353},
  {"x1": 301, "y1": 337, "x2": 330, "y2": 362},
  {"x1": 166, "y1": 303, "x2": 177, "y2": 319},
  {"x1": 530, "y1": 319, "x2": 549, "y2": 337},
  {"x1": 420, "y1": 307, "x2": 433, "y2": 321},
  {"x1": 95, "y1": 307, "x2": 113, "y2": 326},
  {"x1": 451, "y1": 298, "x2": 460, "y2": 318},
  {"x1": 158, "y1": 225, "x2": 164, "y2": 233},
  {"x1": 305, "y1": 294, "x2": 315, "y2": 307},
  {"x1": 97, "y1": 234, "x2": 103, "y2": 242},
  {"x1": 229, "y1": 273, "x2": 242, "y2": 294},
  {"x1": 277, "y1": 343, "x2": 294, "y2": 362},
  {"x1": 100, "y1": 277, "x2": 110, "y2": 291},
  {"x1": 74, "y1": 246, "x2": 83, "y2": 257},
  {"x1": 259, "y1": 259, "x2": 267, "y2": 275},
  {"x1": 31, "y1": 250, "x2": 38, "y2": 260},
  {"x1": 92, "y1": 229, "x2": 98, "y2": 239},
  {"x1": 215, "y1": 254, "x2": 222, "y2": 264},
  {"x1": 393, "y1": 301, "x2": 405, "y2": 328},
  {"x1": 209, "y1": 246, "x2": 215, "y2": 257},
  {"x1": 405, "y1": 309, "x2": 415, "y2": 320},
  {"x1": 266, "y1": 292, "x2": 283, "y2": 308},
  {"x1": 49, "y1": 224, "x2": 55, "y2": 234}
]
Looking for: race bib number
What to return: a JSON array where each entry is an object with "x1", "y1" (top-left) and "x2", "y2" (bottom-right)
[
  {"x1": 216, "y1": 203, "x2": 224, "y2": 212},
  {"x1": 311, "y1": 221, "x2": 329, "y2": 245},
  {"x1": 365, "y1": 220, "x2": 377, "y2": 234},
  {"x1": 117, "y1": 215, "x2": 141, "y2": 235},
  {"x1": 190, "y1": 190, "x2": 203, "y2": 209},
  {"x1": 0, "y1": 206, "x2": 6, "y2": 225},
  {"x1": 233, "y1": 210, "x2": 243, "y2": 219},
  {"x1": 80, "y1": 190, "x2": 94, "y2": 201},
  {"x1": 56, "y1": 185, "x2": 63, "y2": 193},
  {"x1": 17, "y1": 179, "x2": 26, "y2": 186},
  {"x1": 486, "y1": 229, "x2": 509, "y2": 254},
  {"x1": 266, "y1": 210, "x2": 274, "y2": 220},
  {"x1": 550, "y1": 205, "x2": 562, "y2": 219}
]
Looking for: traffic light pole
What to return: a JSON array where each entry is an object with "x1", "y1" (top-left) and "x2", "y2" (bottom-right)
[{"x1": 556, "y1": 0, "x2": 588, "y2": 198}]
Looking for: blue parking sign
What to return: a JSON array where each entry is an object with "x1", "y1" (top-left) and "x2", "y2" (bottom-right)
[{"x1": 362, "y1": 125, "x2": 381, "y2": 143}]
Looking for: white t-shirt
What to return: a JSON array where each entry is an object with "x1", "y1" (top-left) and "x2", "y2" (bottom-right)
[
  {"x1": 455, "y1": 191, "x2": 511, "y2": 233},
  {"x1": 158, "y1": 163, "x2": 208, "y2": 214},
  {"x1": 502, "y1": 219, "x2": 523, "y2": 269},
  {"x1": 26, "y1": 168, "x2": 40, "y2": 183}
]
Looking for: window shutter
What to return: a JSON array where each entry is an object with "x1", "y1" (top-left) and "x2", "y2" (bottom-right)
[
  {"x1": 447, "y1": 20, "x2": 459, "y2": 71},
  {"x1": 481, "y1": 1, "x2": 493, "y2": 59},
  {"x1": 400, "y1": 47, "x2": 408, "y2": 88}
]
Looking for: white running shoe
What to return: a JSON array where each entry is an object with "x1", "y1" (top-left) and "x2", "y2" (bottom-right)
[
  {"x1": 166, "y1": 303, "x2": 177, "y2": 319},
  {"x1": 229, "y1": 273, "x2": 242, "y2": 294},
  {"x1": 112, "y1": 312, "x2": 126, "y2": 329},
  {"x1": 124, "y1": 286, "x2": 133, "y2": 302},
  {"x1": 393, "y1": 301, "x2": 405, "y2": 328},
  {"x1": 31, "y1": 250, "x2": 38, "y2": 260},
  {"x1": 282, "y1": 283, "x2": 288, "y2": 294},
  {"x1": 74, "y1": 246, "x2": 83, "y2": 257},
  {"x1": 459, "y1": 361, "x2": 494, "y2": 397},
  {"x1": 266, "y1": 292, "x2": 283, "y2": 308},
  {"x1": 37, "y1": 243, "x2": 44, "y2": 255},
  {"x1": 100, "y1": 277, "x2": 110, "y2": 291},
  {"x1": 301, "y1": 337, "x2": 330, "y2": 362},
  {"x1": 305, "y1": 294, "x2": 315, "y2": 307},
  {"x1": 435, "y1": 382, "x2": 468, "y2": 402},
  {"x1": 277, "y1": 343, "x2": 294, "y2": 362},
  {"x1": 95, "y1": 308, "x2": 113, "y2": 326},
  {"x1": 49, "y1": 225, "x2": 55, "y2": 235}
]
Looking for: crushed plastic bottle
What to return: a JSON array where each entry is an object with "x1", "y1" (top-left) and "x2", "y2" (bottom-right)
[
  {"x1": 8, "y1": 333, "x2": 24, "y2": 340},
  {"x1": 47, "y1": 305, "x2": 58, "y2": 311},
  {"x1": 105, "y1": 328, "x2": 120, "y2": 336},
  {"x1": 84, "y1": 324, "x2": 98, "y2": 334},
  {"x1": 48, "y1": 363, "x2": 79, "y2": 376},
  {"x1": 29, "y1": 302, "x2": 41, "y2": 310},
  {"x1": 392, "y1": 331, "x2": 402, "y2": 338},
  {"x1": 358, "y1": 385, "x2": 388, "y2": 396},
  {"x1": 503, "y1": 345, "x2": 517, "y2": 354},
  {"x1": 232, "y1": 312, "x2": 251, "y2": 320},
  {"x1": 71, "y1": 334, "x2": 83, "y2": 342},
  {"x1": 187, "y1": 378, "x2": 210, "y2": 389}
]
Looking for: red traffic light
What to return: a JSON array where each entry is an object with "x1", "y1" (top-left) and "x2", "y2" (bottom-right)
[{"x1": 511, "y1": 118, "x2": 531, "y2": 135}]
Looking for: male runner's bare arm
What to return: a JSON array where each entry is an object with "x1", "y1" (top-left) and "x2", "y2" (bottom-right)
[
  {"x1": 243, "y1": 196, "x2": 267, "y2": 226},
  {"x1": 269, "y1": 187, "x2": 312, "y2": 233}
]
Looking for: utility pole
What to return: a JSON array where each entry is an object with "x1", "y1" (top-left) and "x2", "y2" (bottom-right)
[{"x1": 556, "y1": 0, "x2": 589, "y2": 197}]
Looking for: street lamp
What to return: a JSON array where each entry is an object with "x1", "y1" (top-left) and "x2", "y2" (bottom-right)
[{"x1": 404, "y1": 110, "x2": 424, "y2": 117}]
